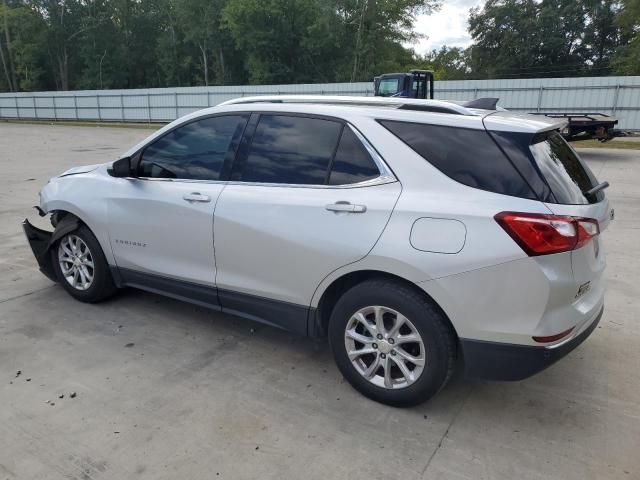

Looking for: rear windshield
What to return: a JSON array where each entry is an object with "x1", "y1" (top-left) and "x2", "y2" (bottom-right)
[
  {"x1": 379, "y1": 120, "x2": 538, "y2": 200},
  {"x1": 528, "y1": 131, "x2": 602, "y2": 204}
]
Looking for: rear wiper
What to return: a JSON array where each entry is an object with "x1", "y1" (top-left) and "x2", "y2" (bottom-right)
[{"x1": 584, "y1": 181, "x2": 610, "y2": 197}]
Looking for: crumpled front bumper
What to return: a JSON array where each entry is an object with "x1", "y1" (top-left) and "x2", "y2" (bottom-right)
[
  {"x1": 22, "y1": 219, "x2": 57, "y2": 281},
  {"x1": 23, "y1": 212, "x2": 80, "y2": 282}
]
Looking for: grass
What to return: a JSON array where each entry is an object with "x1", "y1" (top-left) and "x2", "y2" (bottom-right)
[
  {"x1": 0, "y1": 119, "x2": 162, "y2": 130},
  {"x1": 572, "y1": 139, "x2": 640, "y2": 150}
]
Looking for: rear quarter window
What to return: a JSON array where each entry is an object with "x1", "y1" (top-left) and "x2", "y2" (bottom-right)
[
  {"x1": 379, "y1": 120, "x2": 537, "y2": 200},
  {"x1": 528, "y1": 131, "x2": 602, "y2": 205}
]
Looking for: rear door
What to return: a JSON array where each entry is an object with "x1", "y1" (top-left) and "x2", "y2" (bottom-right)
[{"x1": 213, "y1": 114, "x2": 401, "y2": 333}]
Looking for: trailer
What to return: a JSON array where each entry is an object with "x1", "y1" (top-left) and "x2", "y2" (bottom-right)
[{"x1": 529, "y1": 112, "x2": 619, "y2": 142}]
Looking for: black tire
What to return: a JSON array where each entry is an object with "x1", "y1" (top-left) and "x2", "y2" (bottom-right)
[
  {"x1": 51, "y1": 224, "x2": 118, "y2": 303},
  {"x1": 328, "y1": 279, "x2": 456, "y2": 407}
]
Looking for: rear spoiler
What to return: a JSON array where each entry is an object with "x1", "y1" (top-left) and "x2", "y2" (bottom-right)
[{"x1": 463, "y1": 98, "x2": 500, "y2": 110}]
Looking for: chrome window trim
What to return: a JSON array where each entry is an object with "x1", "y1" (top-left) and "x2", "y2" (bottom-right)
[
  {"x1": 225, "y1": 121, "x2": 397, "y2": 189},
  {"x1": 134, "y1": 118, "x2": 397, "y2": 189}
]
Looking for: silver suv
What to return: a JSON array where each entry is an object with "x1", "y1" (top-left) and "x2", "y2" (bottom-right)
[{"x1": 23, "y1": 96, "x2": 611, "y2": 406}]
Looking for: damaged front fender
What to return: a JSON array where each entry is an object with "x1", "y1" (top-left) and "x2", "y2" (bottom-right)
[{"x1": 22, "y1": 213, "x2": 80, "y2": 282}]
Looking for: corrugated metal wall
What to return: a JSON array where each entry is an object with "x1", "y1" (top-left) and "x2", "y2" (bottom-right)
[{"x1": 1, "y1": 76, "x2": 639, "y2": 129}]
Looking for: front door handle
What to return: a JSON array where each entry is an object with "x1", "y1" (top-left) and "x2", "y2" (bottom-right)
[
  {"x1": 325, "y1": 202, "x2": 367, "y2": 213},
  {"x1": 183, "y1": 192, "x2": 211, "y2": 203}
]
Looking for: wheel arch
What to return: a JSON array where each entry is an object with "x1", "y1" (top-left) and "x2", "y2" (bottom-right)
[
  {"x1": 43, "y1": 201, "x2": 115, "y2": 265},
  {"x1": 311, "y1": 268, "x2": 458, "y2": 342}
]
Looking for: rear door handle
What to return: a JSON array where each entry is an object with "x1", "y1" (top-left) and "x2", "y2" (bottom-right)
[
  {"x1": 325, "y1": 202, "x2": 367, "y2": 213},
  {"x1": 183, "y1": 192, "x2": 211, "y2": 203}
]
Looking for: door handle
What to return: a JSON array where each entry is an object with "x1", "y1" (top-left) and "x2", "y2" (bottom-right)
[
  {"x1": 325, "y1": 202, "x2": 367, "y2": 213},
  {"x1": 183, "y1": 192, "x2": 211, "y2": 203}
]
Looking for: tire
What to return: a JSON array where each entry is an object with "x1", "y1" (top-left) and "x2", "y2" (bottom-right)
[
  {"x1": 51, "y1": 224, "x2": 117, "y2": 303},
  {"x1": 328, "y1": 279, "x2": 456, "y2": 407}
]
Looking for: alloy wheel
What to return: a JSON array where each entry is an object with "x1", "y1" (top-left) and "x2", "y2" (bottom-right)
[
  {"x1": 344, "y1": 306, "x2": 426, "y2": 389},
  {"x1": 58, "y1": 234, "x2": 95, "y2": 291}
]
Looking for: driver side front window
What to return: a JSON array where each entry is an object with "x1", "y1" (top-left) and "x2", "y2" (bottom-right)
[{"x1": 140, "y1": 115, "x2": 248, "y2": 180}]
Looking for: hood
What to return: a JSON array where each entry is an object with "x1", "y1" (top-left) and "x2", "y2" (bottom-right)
[{"x1": 59, "y1": 163, "x2": 103, "y2": 177}]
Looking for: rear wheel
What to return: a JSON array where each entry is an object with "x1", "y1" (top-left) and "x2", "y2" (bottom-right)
[
  {"x1": 52, "y1": 225, "x2": 117, "y2": 303},
  {"x1": 328, "y1": 279, "x2": 456, "y2": 407}
]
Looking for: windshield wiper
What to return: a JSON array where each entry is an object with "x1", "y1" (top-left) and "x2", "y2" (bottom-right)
[{"x1": 584, "y1": 181, "x2": 609, "y2": 197}]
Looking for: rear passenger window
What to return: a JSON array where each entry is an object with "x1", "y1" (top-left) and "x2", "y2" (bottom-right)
[
  {"x1": 328, "y1": 127, "x2": 380, "y2": 185},
  {"x1": 379, "y1": 120, "x2": 537, "y2": 200},
  {"x1": 238, "y1": 115, "x2": 342, "y2": 184}
]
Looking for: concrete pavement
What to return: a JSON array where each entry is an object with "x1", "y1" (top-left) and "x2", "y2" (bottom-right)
[{"x1": 0, "y1": 123, "x2": 638, "y2": 480}]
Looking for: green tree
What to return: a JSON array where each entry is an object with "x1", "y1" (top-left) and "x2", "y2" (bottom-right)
[
  {"x1": 414, "y1": 46, "x2": 470, "y2": 80},
  {"x1": 613, "y1": 0, "x2": 640, "y2": 73},
  {"x1": 468, "y1": 0, "x2": 621, "y2": 78}
]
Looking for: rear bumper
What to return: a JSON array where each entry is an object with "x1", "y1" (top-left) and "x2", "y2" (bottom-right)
[
  {"x1": 22, "y1": 219, "x2": 57, "y2": 282},
  {"x1": 460, "y1": 305, "x2": 603, "y2": 381}
]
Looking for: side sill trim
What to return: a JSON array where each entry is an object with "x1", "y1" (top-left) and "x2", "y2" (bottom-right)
[
  {"x1": 115, "y1": 267, "x2": 311, "y2": 337},
  {"x1": 118, "y1": 267, "x2": 220, "y2": 310}
]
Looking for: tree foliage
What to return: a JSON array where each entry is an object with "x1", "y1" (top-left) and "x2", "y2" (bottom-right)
[
  {"x1": 467, "y1": 0, "x2": 623, "y2": 78},
  {"x1": 0, "y1": 0, "x2": 639, "y2": 92},
  {"x1": 0, "y1": 0, "x2": 439, "y2": 91}
]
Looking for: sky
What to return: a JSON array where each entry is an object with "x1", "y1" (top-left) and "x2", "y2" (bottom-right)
[{"x1": 411, "y1": 0, "x2": 486, "y2": 54}]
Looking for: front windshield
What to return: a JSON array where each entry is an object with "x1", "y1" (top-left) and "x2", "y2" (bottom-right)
[{"x1": 377, "y1": 78, "x2": 400, "y2": 97}]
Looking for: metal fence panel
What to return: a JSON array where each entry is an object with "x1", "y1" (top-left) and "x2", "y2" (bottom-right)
[{"x1": 1, "y1": 76, "x2": 640, "y2": 129}]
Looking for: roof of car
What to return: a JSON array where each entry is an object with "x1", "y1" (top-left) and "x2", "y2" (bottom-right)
[
  {"x1": 218, "y1": 95, "x2": 567, "y2": 133},
  {"x1": 122, "y1": 95, "x2": 566, "y2": 157}
]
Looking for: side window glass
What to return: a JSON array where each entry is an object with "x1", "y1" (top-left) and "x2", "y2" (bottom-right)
[
  {"x1": 238, "y1": 115, "x2": 342, "y2": 185},
  {"x1": 140, "y1": 115, "x2": 247, "y2": 180},
  {"x1": 380, "y1": 120, "x2": 537, "y2": 200},
  {"x1": 328, "y1": 127, "x2": 380, "y2": 185}
]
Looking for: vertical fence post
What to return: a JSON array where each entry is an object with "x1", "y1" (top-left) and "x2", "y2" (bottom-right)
[
  {"x1": 174, "y1": 92, "x2": 179, "y2": 120},
  {"x1": 15, "y1": 96, "x2": 20, "y2": 119},
  {"x1": 97, "y1": 95, "x2": 102, "y2": 121},
  {"x1": 73, "y1": 95, "x2": 78, "y2": 120},
  {"x1": 537, "y1": 86, "x2": 544, "y2": 112},
  {"x1": 33, "y1": 96, "x2": 38, "y2": 119},
  {"x1": 612, "y1": 84, "x2": 620, "y2": 115},
  {"x1": 53, "y1": 96, "x2": 58, "y2": 120},
  {"x1": 146, "y1": 93, "x2": 151, "y2": 123},
  {"x1": 120, "y1": 93, "x2": 125, "y2": 121}
]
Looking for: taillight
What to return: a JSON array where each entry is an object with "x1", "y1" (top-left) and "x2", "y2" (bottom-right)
[
  {"x1": 495, "y1": 212, "x2": 599, "y2": 256},
  {"x1": 575, "y1": 218, "x2": 599, "y2": 248}
]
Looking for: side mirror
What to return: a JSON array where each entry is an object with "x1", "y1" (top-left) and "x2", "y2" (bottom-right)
[{"x1": 109, "y1": 156, "x2": 135, "y2": 178}]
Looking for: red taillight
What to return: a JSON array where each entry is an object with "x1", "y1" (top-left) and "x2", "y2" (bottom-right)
[{"x1": 495, "y1": 212, "x2": 599, "y2": 256}]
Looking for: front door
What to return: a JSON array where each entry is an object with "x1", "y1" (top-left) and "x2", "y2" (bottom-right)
[{"x1": 107, "y1": 114, "x2": 248, "y2": 287}]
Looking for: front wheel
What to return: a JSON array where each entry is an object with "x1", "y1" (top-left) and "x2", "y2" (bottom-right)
[
  {"x1": 51, "y1": 225, "x2": 117, "y2": 303},
  {"x1": 328, "y1": 279, "x2": 456, "y2": 407}
]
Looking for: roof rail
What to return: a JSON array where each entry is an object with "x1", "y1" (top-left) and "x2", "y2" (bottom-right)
[{"x1": 219, "y1": 95, "x2": 476, "y2": 116}]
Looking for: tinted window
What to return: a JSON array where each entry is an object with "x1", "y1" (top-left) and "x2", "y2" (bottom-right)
[
  {"x1": 529, "y1": 131, "x2": 601, "y2": 204},
  {"x1": 328, "y1": 127, "x2": 380, "y2": 185},
  {"x1": 380, "y1": 120, "x2": 537, "y2": 199},
  {"x1": 140, "y1": 115, "x2": 247, "y2": 180},
  {"x1": 238, "y1": 115, "x2": 342, "y2": 184}
]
